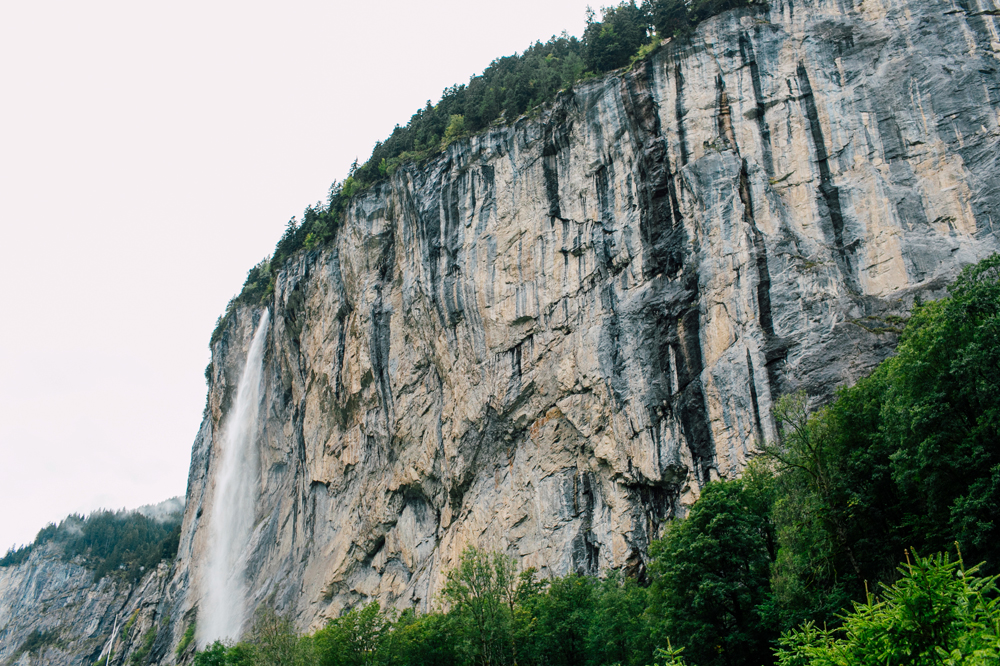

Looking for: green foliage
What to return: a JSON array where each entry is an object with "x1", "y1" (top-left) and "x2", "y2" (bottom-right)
[
  {"x1": 349, "y1": 33, "x2": 585, "y2": 191},
  {"x1": 762, "y1": 255, "x2": 1000, "y2": 629},
  {"x1": 392, "y1": 609, "x2": 461, "y2": 666},
  {"x1": 583, "y1": 2, "x2": 651, "y2": 73},
  {"x1": 312, "y1": 601, "x2": 397, "y2": 666},
  {"x1": 519, "y1": 574, "x2": 595, "y2": 666},
  {"x1": 441, "y1": 114, "x2": 467, "y2": 149},
  {"x1": 193, "y1": 609, "x2": 312, "y2": 666},
  {"x1": 177, "y1": 621, "x2": 197, "y2": 657},
  {"x1": 0, "y1": 508, "x2": 181, "y2": 582},
  {"x1": 0, "y1": 543, "x2": 33, "y2": 566},
  {"x1": 649, "y1": 0, "x2": 690, "y2": 37},
  {"x1": 647, "y1": 463, "x2": 778, "y2": 666},
  {"x1": 194, "y1": 641, "x2": 230, "y2": 666},
  {"x1": 15, "y1": 628, "x2": 61, "y2": 658},
  {"x1": 244, "y1": 606, "x2": 308, "y2": 666},
  {"x1": 651, "y1": 643, "x2": 690, "y2": 666},
  {"x1": 123, "y1": 610, "x2": 140, "y2": 638},
  {"x1": 439, "y1": 547, "x2": 525, "y2": 666},
  {"x1": 775, "y1": 551, "x2": 1000, "y2": 666},
  {"x1": 587, "y1": 571, "x2": 653, "y2": 666},
  {"x1": 130, "y1": 626, "x2": 157, "y2": 665},
  {"x1": 647, "y1": 0, "x2": 766, "y2": 38},
  {"x1": 630, "y1": 37, "x2": 663, "y2": 67},
  {"x1": 878, "y1": 256, "x2": 1000, "y2": 568}
]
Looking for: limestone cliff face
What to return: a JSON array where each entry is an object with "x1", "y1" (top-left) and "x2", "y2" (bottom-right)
[
  {"x1": 4, "y1": 0, "x2": 1000, "y2": 660},
  {"x1": 169, "y1": 0, "x2": 1000, "y2": 639},
  {"x1": 0, "y1": 544, "x2": 175, "y2": 666}
]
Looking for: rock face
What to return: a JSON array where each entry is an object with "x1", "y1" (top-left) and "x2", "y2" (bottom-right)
[
  {"x1": 0, "y1": 544, "x2": 175, "y2": 666},
  {"x1": 4, "y1": 0, "x2": 1000, "y2": 660},
  {"x1": 173, "y1": 0, "x2": 1000, "y2": 638}
]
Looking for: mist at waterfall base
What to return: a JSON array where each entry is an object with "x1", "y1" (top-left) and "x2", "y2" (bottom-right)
[{"x1": 199, "y1": 310, "x2": 270, "y2": 646}]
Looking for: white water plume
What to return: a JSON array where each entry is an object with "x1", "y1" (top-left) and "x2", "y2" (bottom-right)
[{"x1": 199, "y1": 309, "x2": 270, "y2": 646}]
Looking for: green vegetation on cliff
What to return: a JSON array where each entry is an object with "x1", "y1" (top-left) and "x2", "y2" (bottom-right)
[
  {"x1": 193, "y1": 256, "x2": 1000, "y2": 665},
  {"x1": 0, "y1": 507, "x2": 182, "y2": 583}
]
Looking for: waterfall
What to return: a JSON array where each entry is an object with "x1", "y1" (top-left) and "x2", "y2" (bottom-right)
[{"x1": 199, "y1": 309, "x2": 270, "y2": 646}]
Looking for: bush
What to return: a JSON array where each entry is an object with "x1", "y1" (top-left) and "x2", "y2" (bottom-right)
[
  {"x1": 15, "y1": 628, "x2": 61, "y2": 658},
  {"x1": 130, "y1": 627, "x2": 157, "y2": 665},
  {"x1": 776, "y1": 550, "x2": 1000, "y2": 666},
  {"x1": 176, "y1": 621, "x2": 196, "y2": 657}
]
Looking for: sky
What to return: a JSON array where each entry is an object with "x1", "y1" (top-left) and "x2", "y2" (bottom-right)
[{"x1": 0, "y1": 0, "x2": 599, "y2": 553}]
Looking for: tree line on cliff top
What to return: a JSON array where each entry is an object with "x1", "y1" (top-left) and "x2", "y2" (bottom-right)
[
  {"x1": 1, "y1": 508, "x2": 182, "y2": 583},
  {"x1": 187, "y1": 256, "x2": 1000, "y2": 665},
  {"x1": 210, "y1": 0, "x2": 765, "y2": 343}
]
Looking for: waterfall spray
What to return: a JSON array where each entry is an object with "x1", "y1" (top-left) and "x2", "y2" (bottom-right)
[{"x1": 199, "y1": 309, "x2": 270, "y2": 645}]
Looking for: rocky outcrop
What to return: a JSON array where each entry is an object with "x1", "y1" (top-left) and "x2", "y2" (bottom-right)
[
  {"x1": 0, "y1": 544, "x2": 174, "y2": 666},
  {"x1": 171, "y1": 0, "x2": 1000, "y2": 639},
  {"x1": 5, "y1": 0, "x2": 1000, "y2": 660}
]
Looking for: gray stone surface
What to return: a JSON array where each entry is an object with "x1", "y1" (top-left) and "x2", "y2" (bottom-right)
[
  {"x1": 0, "y1": 543, "x2": 173, "y2": 666},
  {"x1": 4, "y1": 0, "x2": 1000, "y2": 660}
]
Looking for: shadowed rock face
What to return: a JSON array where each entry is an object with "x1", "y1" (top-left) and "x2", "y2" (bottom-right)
[
  {"x1": 172, "y1": 0, "x2": 1000, "y2": 637},
  {"x1": 5, "y1": 0, "x2": 1000, "y2": 661},
  {"x1": 0, "y1": 545, "x2": 176, "y2": 666}
]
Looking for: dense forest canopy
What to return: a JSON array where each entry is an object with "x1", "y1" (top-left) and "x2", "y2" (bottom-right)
[
  {"x1": 188, "y1": 256, "x2": 1000, "y2": 665},
  {"x1": 210, "y1": 0, "x2": 765, "y2": 340},
  {"x1": 0, "y1": 507, "x2": 182, "y2": 583}
]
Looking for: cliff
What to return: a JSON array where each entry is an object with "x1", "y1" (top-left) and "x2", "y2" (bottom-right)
[
  {"x1": 0, "y1": 502, "x2": 182, "y2": 666},
  {"x1": 5, "y1": 0, "x2": 1000, "y2": 660},
  {"x1": 178, "y1": 0, "x2": 1000, "y2": 636}
]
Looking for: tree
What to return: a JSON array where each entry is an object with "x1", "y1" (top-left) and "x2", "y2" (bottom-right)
[
  {"x1": 243, "y1": 606, "x2": 306, "y2": 666},
  {"x1": 583, "y1": 2, "x2": 651, "y2": 73},
  {"x1": 440, "y1": 547, "x2": 525, "y2": 666},
  {"x1": 313, "y1": 601, "x2": 397, "y2": 666},
  {"x1": 648, "y1": 463, "x2": 778, "y2": 666},
  {"x1": 587, "y1": 571, "x2": 653, "y2": 666},
  {"x1": 393, "y1": 610, "x2": 462, "y2": 666},
  {"x1": 520, "y1": 574, "x2": 595, "y2": 666},
  {"x1": 648, "y1": 0, "x2": 690, "y2": 37}
]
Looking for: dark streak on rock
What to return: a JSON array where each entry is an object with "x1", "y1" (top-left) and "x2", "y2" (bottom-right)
[
  {"x1": 621, "y1": 61, "x2": 685, "y2": 279},
  {"x1": 543, "y1": 105, "x2": 573, "y2": 220},
  {"x1": 619, "y1": 61, "x2": 716, "y2": 485},
  {"x1": 746, "y1": 349, "x2": 764, "y2": 443},
  {"x1": 371, "y1": 214, "x2": 396, "y2": 439},
  {"x1": 739, "y1": 33, "x2": 775, "y2": 175},
  {"x1": 796, "y1": 62, "x2": 857, "y2": 291},
  {"x1": 674, "y1": 64, "x2": 690, "y2": 166}
]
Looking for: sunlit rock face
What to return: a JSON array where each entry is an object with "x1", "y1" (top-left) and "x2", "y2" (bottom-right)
[
  {"x1": 5, "y1": 0, "x2": 1000, "y2": 661},
  {"x1": 168, "y1": 0, "x2": 1000, "y2": 638}
]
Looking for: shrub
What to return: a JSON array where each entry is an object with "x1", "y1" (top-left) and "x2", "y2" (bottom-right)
[
  {"x1": 176, "y1": 621, "x2": 196, "y2": 657},
  {"x1": 776, "y1": 550, "x2": 1000, "y2": 666}
]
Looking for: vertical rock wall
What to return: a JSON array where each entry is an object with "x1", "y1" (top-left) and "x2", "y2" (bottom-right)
[{"x1": 167, "y1": 0, "x2": 1000, "y2": 639}]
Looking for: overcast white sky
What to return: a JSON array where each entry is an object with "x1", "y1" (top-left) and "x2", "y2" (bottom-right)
[{"x1": 0, "y1": 0, "x2": 598, "y2": 552}]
